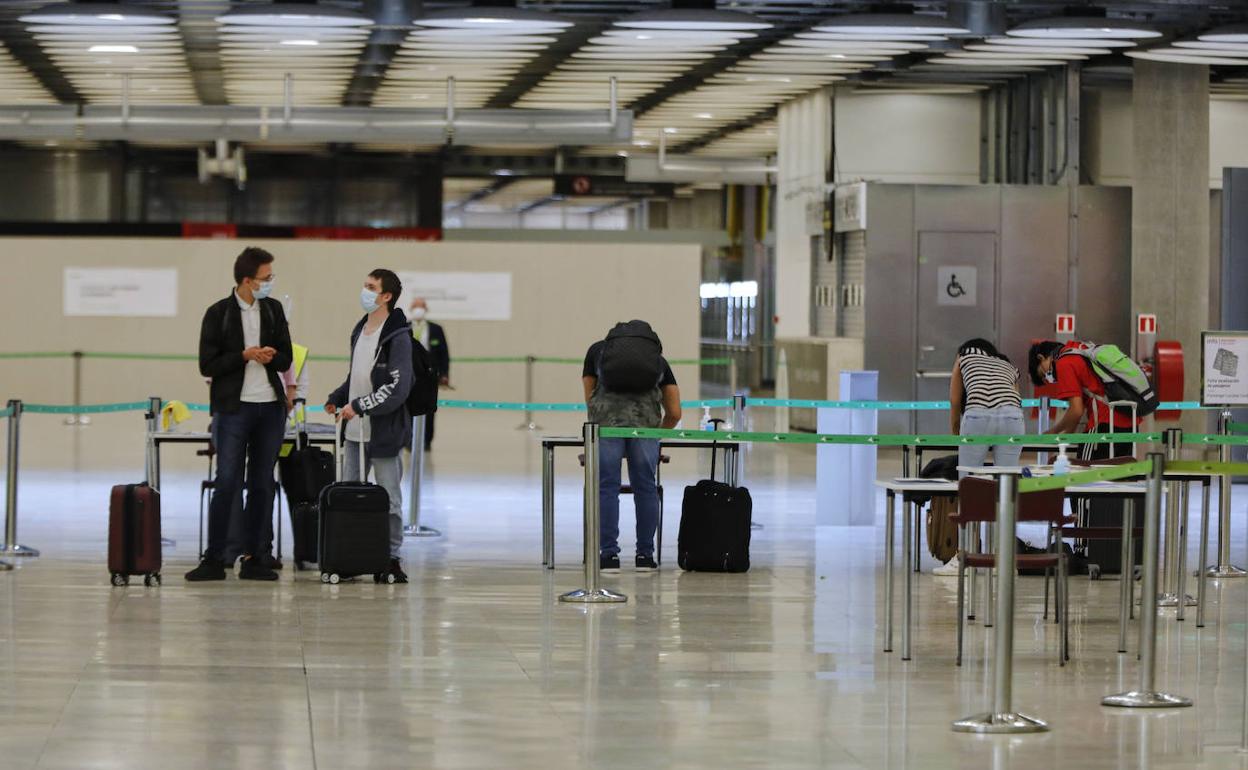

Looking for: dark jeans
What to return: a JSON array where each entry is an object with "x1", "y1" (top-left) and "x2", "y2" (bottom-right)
[
  {"x1": 424, "y1": 412, "x2": 435, "y2": 448},
  {"x1": 205, "y1": 402, "x2": 286, "y2": 562}
]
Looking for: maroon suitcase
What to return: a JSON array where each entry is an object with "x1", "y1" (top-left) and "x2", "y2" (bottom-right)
[{"x1": 108, "y1": 483, "x2": 162, "y2": 586}]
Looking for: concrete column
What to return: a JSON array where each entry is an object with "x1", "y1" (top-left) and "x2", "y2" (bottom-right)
[
  {"x1": 1131, "y1": 60, "x2": 1209, "y2": 425},
  {"x1": 775, "y1": 90, "x2": 832, "y2": 339}
]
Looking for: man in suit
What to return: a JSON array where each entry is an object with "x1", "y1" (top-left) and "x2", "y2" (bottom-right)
[{"x1": 408, "y1": 297, "x2": 449, "y2": 450}]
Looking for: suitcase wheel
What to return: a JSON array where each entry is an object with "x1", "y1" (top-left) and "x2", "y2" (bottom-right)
[
  {"x1": 110, "y1": 573, "x2": 129, "y2": 587},
  {"x1": 143, "y1": 573, "x2": 161, "y2": 587},
  {"x1": 322, "y1": 573, "x2": 340, "y2": 585},
  {"x1": 373, "y1": 572, "x2": 396, "y2": 585},
  {"x1": 320, "y1": 572, "x2": 330, "y2": 584}
]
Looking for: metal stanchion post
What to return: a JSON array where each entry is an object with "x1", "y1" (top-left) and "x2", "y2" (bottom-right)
[
  {"x1": 1209, "y1": 410, "x2": 1245, "y2": 578},
  {"x1": 559, "y1": 423, "x2": 626, "y2": 604},
  {"x1": 1037, "y1": 396, "x2": 1051, "y2": 465},
  {"x1": 146, "y1": 396, "x2": 175, "y2": 548},
  {"x1": 516, "y1": 355, "x2": 540, "y2": 431},
  {"x1": 1160, "y1": 428, "x2": 1195, "y2": 608},
  {"x1": 1, "y1": 400, "x2": 38, "y2": 558},
  {"x1": 728, "y1": 358, "x2": 738, "y2": 401},
  {"x1": 953, "y1": 474, "x2": 1047, "y2": 733},
  {"x1": 64, "y1": 351, "x2": 90, "y2": 426},
  {"x1": 1103, "y1": 453, "x2": 1192, "y2": 709},
  {"x1": 405, "y1": 414, "x2": 440, "y2": 537}
]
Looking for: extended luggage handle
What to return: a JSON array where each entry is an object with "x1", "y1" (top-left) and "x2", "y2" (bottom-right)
[
  {"x1": 334, "y1": 412, "x2": 369, "y2": 483},
  {"x1": 708, "y1": 418, "x2": 726, "y2": 482},
  {"x1": 293, "y1": 397, "x2": 308, "y2": 451}
]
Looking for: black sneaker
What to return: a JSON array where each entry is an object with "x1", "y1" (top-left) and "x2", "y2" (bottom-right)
[
  {"x1": 184, "y1": 558, "x2": 226, "y2": 582},
  {"x1": 387, "y1": 558, "x2": 409, "y2": 584},
  {"x1": 238, "y1": 556, "x2": 279, "y2": 581},
  {"x1": 258, "y1": 553, "x2": 283, "y2": 570},
  {"x1": 600, "y1": 554, "x2": 620, "y2": 573},
  {"x1": 635, "y1": 554, "x2": 658, "y2": 572}
]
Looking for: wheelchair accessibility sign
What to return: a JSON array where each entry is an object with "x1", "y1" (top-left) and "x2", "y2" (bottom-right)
[{"x1": 937, "y1": 266, "x2": 977, "y2": 307}]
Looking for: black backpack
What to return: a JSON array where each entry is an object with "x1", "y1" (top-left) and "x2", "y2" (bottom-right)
[
  {"x1": 406, "y1": 340, "x2": 439, "y2": 417},
  {"x1": 596, "y1": 320, "x2": 664, "y2": 393}
]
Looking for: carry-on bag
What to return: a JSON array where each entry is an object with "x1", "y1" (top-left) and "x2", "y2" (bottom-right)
[
  {"x1": 278, "y1": 399, "x2": 336, "y2": 508},
  {"x1": 280, "y1": 401, "x2": 333, "y2": 570},
  {"x1": 108, "y1": 482, "x2": 162, "y2": 586},
  {"x1": 1077, "y1": 401, "x2": 1141, "y2": 576},
  {"x1": 678, "y1": 421, "x2": 752, "y2": 572},
  {"x1": 318, "y1": 417, "x2": 393, "y2": 584}
]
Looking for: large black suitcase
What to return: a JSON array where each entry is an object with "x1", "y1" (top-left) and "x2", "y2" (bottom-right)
[
  {"x1": 318, "y1": 418, "x2": 393, "y2": 584},
  {"x1": 1076, "y1": 419, "x2": 1142, "y2": 576},
  {"x1": 290, "y1": 501, "x2": 319, "y2": 571},
  {"x1": 677, "y1": 426, "x2": 752, "y2": 572}
]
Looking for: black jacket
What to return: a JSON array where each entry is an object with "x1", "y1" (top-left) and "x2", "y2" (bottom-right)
[
  {"x1": 415, "y1": 320, "x2": 450, "y2": 378},
  {"x1": 327, "y1": 309, "x2": 414, "y2": 458},
  {"x1": 198, "y1": 292, "x2": 293, "y2": 415}
]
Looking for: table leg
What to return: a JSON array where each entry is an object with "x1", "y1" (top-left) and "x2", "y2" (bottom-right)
[
  {"x1": 542, "y1": 444, "x2": 554, "y2": 569},
  {"x1": 1127, "y1": 503, "x2": 1136, "y2": 620},
  {"x1": 914, "y1": 502, "x2": 922, "y2": 573},
  {"x1": 903, "y1": 497, "x2": 913, "y2": 661},
  {"x1": 885, "y1": 490, "x2": 895, "y2": 653},
  {"x1": 1119, "y1": 500, "x2": 1132, "y2": 654},
  {"x1": 1198, "y1": 480, "x2": 1211, "y2": 628},
  {"x1": 985, "y1": 523, "x2": 995, "y2": 629},
  {"x1": 1177, "y1": 481, "x2": 1190, "y2": 622}
]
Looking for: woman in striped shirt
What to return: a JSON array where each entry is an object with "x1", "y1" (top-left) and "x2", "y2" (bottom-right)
[{"x1": 950, "y1": 338, "x2": 1025, "y2": 473}]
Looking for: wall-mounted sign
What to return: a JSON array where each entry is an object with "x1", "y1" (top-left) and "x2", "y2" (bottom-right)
[
  {"x1": 1056, "y1": 313, "x2": 1076, "y2": 336},
  {"x1": 396, "y1": 271, "x2": 512, "y2": 321},
  {"x1": 936, "y1": 265, "x2": 977, "y2": 307},
  {"x1": 1138, "y1": 314, "x2": 1157, "y2": 335},
  {"x1": 1202, "y1": 331, "x2": 1248, "y2": 406},
  {"x1": 63, "y1": 267, "x2": 178, "y2": 317},
  {"x1": 553, "y1": 175, "x2": 674, "y2": 198},
  {"x1": 833, "y1": 182, "x2": 867, "y2": 233}
]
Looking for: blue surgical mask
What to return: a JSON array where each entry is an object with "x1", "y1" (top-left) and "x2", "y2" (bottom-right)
[
  {"x1": 360, "y1": 288, "x2": 380, "y2": 313},
  {"x1": 255, "y1": 278, "x2": 274, "y2": 300}
]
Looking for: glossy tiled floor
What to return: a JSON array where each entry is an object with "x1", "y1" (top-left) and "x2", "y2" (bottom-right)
[{"x1": 3, "y1": 411, "x2": 1248, "y2": 768}]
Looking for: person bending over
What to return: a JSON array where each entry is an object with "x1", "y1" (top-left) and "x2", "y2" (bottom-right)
[{"x1": 582, "y1": 320, "x2": 681, "y2": 573}]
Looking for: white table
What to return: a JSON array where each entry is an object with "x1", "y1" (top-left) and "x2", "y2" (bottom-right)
[{"x1": 879, "y1": 477, "x2": 1148, "y2": 661}]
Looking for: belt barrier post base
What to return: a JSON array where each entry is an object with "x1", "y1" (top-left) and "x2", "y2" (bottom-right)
[
  {"x1": 0, "y1": 544, "x2": 38, "y2": 558},
  {"x1": 0, "y1": 561, "x2": 11, "y2": 571},
  {"x1": 1101, "y1": 691, "x2": 1193, "y2": 709},
  {"x1": 951, "y1": 713, "x2": 1049, "y2": 735},
  {"x1": 2, "y1": 400, "x2": 38, "y2": 558},
  {"x1": 1206, "y1": 565, "x2": 1247, "y2": 578}
]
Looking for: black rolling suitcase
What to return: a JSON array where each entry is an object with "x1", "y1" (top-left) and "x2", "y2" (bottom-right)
[
  {"x1": 678, "y1": 423, "x2": 752, "y2": 572},
  {"x1": 318, "y1": 417, "x2": 393, "y2": 585},
  {"x1": 279, "y1": 401, "x2": 335, "y2": 570}
]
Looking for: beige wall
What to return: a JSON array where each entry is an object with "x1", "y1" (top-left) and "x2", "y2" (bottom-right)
[
  {"x1": 0, "y1": 238, "x2": 701, "y2": 407},
  {"x1": 834, "y1": 91, "x2": 983, "y2": 185},
  {"x1": 1083, "y1": 85, "x2": 1248, "y2": 188}
]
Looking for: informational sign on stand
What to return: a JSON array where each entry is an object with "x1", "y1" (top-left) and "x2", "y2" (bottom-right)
[
  {"x1": 63, "y1": 267, "x2": 178, "y2": 317},
  {"x1": 396, "y1": 271, "x2": 512, "y2": 321},
  {"x1": 1201, "y1": 331, "x2": 1248, "y2": 406}
]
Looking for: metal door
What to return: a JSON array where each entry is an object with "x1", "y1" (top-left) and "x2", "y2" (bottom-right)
[{"x1": 915, "y1": 231, "x2": 998, "y2": 436}]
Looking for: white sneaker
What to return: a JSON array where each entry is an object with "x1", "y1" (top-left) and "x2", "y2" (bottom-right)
[{"x1": 932, "y1": 558, "x2": 961, "y2": 577}]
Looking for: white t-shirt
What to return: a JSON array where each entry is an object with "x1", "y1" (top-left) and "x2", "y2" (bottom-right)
[
  {"x1": 237, "y1": 291, "x2": 275, "y2": 404},
  {"x1": 346, "y1": 324, "x2": 382, "y2": 442}
]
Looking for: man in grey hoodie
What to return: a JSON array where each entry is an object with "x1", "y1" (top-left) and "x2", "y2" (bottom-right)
[{"x1": 325, "y1": 268, "x2": 414, "y2": 583}]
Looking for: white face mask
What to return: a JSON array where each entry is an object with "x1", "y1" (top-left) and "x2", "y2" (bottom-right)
[
  {"x1": 360, "y1": 288, "x2": 380, "y2": 313},
  {"x1": 254, "y1": 278, "x2": 274, "y2": 300},
  {"x1": 409, "y1": 307, "x2": 427, "y2": 321}
]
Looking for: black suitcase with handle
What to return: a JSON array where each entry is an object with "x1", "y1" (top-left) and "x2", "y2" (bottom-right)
[
  {"x1": 678, "y1": 421, "x2": 752, "y2": 572},
  {"x1": 318, "y1": 417, "x2": 393, "y2": 584}
]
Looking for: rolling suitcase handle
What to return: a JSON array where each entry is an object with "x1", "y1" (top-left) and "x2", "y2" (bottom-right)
[
  {"x1": 708, "y1": 417, "x2": 726, "y2": 483},
  {"x1": 293, "y1": 397, "x2": 309, "y2": 451},
  {"x1": 335, "y1": 412, "x2": 369, "y2": 483}
]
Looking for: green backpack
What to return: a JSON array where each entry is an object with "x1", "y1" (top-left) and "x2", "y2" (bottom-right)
[{"x1": 1059, "y1": 343, "x2": 1159, "y2": 416}]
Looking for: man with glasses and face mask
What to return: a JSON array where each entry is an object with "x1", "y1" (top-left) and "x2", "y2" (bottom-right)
[
  {"x1": 187, "y1": 247, "x2": 292, "y2": 582},
  {"x1": 407, "y1": 297, "x2": 449, "y2": 451}
]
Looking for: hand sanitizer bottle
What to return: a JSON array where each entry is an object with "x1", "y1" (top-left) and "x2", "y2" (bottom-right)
[
  {"x1": 1052, "y1": 444, "x2": 1072, "y2": 476},
  {"x1": 701, "y1": 405, "x2": 713, "y2": 431}
]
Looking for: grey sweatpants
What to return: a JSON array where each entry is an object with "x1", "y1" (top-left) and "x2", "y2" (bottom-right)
[{"x1": 343, "y1": 440, "x2": 404, "y2": 559}]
